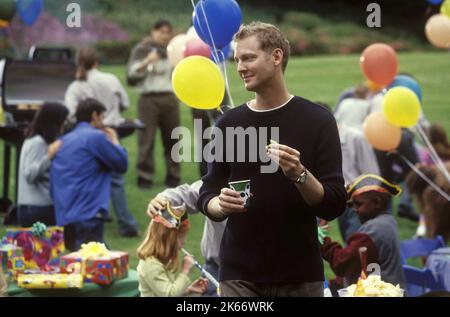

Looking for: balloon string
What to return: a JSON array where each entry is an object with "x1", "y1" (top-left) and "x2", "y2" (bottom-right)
[
  {"x1": 218, "y1": 50, "x2": 235, "y2": 108},
  {"x1": 191, "y1": 0, "x2": 235, "y2": 108},
  {"x1": 397, "y1": 153, "x2": 450, "y2": 202},
  {"x1": 199, "y1": 1, "x2": 221, "y2": 65},
  {"x1": 415, "y1": 125, "x2": 450, "y2": 183},
  {"x1": 191, "y1": 0, "x2": 220, "y2": 64}
]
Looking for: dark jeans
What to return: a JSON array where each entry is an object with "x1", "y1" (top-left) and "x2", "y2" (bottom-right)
[
  {"x1": 63, "y1": 217, "x2": 104, "y2": 252},
  {"x1": 202, "y1": 259, "x2": 220, "y2": 297},
  {"x1": 220, "y1": 280, "x2": 324, "y2": 297},
  {"x1": 17, "y1": 205, "x2": 56, "y2": 227},
  {"x1": 110, "y1": 172, "x2": 138, "y2": 235},
  {"x1": 398, "y1": 182, "x2": 416, "y2": 214}
]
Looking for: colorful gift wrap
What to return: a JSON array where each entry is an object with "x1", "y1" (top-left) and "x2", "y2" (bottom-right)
[
  {"x1": 0, "y1": 244, "x2": 25, "y2": 280},
  {"x1": 4, "y1": 224, "x2": 64, "y2": 269},
  {"x1": 60, "y1": 251, "x2": 128, "y2": 285},
  {"x1": 17, "y1": 273, "x2": 84, "y2": 289}
]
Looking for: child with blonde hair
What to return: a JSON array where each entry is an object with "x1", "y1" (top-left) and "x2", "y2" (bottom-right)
[{"x1": 137, "y1": 203, "x2": 208, "y2": 297}]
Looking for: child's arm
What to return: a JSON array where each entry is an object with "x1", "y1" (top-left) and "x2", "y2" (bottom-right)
[
  {"x1": 320, "y1": 233, "x2": 379, "y2": 278},
  {"x1": 140, "y1": 259, "x2": 191, "y2": 297}
]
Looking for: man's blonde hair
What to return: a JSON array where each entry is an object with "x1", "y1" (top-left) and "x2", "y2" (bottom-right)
[{"x1": 234, "y1": 21, "x2": 291, "y2": 72}]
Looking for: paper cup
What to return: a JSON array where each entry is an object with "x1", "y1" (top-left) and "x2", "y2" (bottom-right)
[
  {"x1": 229, "y1": 179, "x2": 251, "y2": 208},
  {"x1": 337, "y1": 288, "x2": 350, "y2": 297}
]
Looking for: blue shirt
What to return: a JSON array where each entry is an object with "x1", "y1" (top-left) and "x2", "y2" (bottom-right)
[{"x1": 50, "y1": 122, "x2": 128, "y2": 226}]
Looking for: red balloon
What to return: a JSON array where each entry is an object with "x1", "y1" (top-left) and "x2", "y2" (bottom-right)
[
  {"x1": 184, "y1": 38, "x2": 211, "y2": 58},
  {"x1": 360, "y1": 43, "x2": 398, "y2": 86}
]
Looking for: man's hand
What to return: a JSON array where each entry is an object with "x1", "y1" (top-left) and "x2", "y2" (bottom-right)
[
  {"x1": 147, "y1": 195, "x2": 168, "y2": 218},
  {"x1": 138, "y1": 49, "x2": 160, "y2": 72},
  {"x1": 102, "y1": 127, "x2": 120, "y2": 145},
  {"x1": 219, "y1": 188, "x2": 247, "y2": 214},
  {"x1": 48, "y1": 140, "x2": 62, "y2": 160},
  {"x1": 267, "y1": 142, "x2": 304, "y2": 181},
  {"x1": 267, "y1": 142, "x2": 324, "y2": 206},
  {"x1": 146, "y1": 49, "x2": 160, "y2": 64},
  {"x1": 207, "y1": 188, "x2": 248, "y2": 219}
]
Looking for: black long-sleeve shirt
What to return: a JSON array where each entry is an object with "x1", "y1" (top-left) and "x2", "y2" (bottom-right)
[{"x1": 197, "y1": 96, "x2": 347, "y2": 283}]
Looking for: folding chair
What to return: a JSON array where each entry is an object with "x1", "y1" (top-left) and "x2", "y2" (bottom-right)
[
  {"x1": 403, "y1": 265, "x2": 442, "y2": 297},
  {"x1": 399, "y1": 236, "x2": 445, "y2": 264}
]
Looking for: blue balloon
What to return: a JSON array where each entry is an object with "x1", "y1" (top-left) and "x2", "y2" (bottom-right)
[
  {"x1": 17, "y1": 0, "x2": 43, "y2": 26},
  {"x1": 427, "y1": 0, "x2": 443, "y2": 5},
  {"x1": 388, "y1": 75, "x2": 423, "y2": 102},
  {"x1": 193, "y1": 0, "x2": 242, "y2": 49},
  {"x1": 211, "y1": 43, "x2": 231, "y2": 63}
]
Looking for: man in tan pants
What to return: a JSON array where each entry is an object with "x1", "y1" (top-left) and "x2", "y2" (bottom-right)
[{"x1": 127, "y1": 20, "x2": 180, "y2": 189}]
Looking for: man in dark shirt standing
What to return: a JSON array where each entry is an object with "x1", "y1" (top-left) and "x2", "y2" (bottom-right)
[{"x1": 197, "y1": 22, "x2": 347, "y2": 297}]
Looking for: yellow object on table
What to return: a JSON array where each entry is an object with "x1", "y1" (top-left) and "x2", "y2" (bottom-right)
[
  {"x1": 17, "y1": 273, "x2": 83, "y2": 289},
  {"x1": 78, "y1": 242, "x2": 110, "y2": 258},
  {"x1": 343, "y1": 275, "x2": 404, "y2": 297}
]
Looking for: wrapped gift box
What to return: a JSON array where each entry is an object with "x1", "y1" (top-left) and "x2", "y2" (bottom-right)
[
  {"x1": 17, "y1": 273, "x2": 83, "y2": 289},
  {"x1": 60, "y1": 251, "x2": 128, "y2": 285},
  {"x1": 4, "y1": 225, "x2": 64, "y2": 269},
  {"x1": 0, "y1": 244, "x2": 25, "y2": 280}
]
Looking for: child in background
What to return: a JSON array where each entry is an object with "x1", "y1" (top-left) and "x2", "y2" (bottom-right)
[
  {"x1": 415, "y1": 123, "x2": 450, "y2": 237},
  {"x1": 137, "y1": 203, "x2": 208, "y2": 297},
  {"x1": 321, "y1": 174, "x2": 406, "y2": 293}
]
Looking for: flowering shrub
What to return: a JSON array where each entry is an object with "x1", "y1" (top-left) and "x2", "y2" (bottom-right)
[{"x1": 8, "y1": 11, "x2": 128, "y2": 50}]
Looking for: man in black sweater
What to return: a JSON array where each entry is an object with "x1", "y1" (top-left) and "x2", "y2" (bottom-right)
[{"x1": 197, "y1": 22, "x2": 347, "y2": 297}]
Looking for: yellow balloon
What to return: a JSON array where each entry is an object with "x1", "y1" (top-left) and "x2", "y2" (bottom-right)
[
  {"x1": 382, "y1": 87, "x2": 421, "y2": 128},
  {"x1": 172, "y1": 56, "x2": 225, "y2": 110},
  {"x1": 441, "y1": 0, "x2": 450, "y2": 17}
]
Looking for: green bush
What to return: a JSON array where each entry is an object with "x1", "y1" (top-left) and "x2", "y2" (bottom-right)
[
  {"x1": 283, "y1": 11, "x2": 323, "y2": 31},
  {"x1": 280, "y1": 11, "x2": 427, "y2": 56},
  {"x1": 94, "y1": 40, "x2": 139, "y2": 65},
  {"x1": 74, "y1": 1, "x2": 432, "y2": 58}
]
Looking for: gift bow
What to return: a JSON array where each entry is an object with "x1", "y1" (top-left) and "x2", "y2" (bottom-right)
[
  {"x1": 31, "y1": 222, "x2": 47, "y2": 238},
  {"x1": 78, "y1": 242, "x2": 110, "y2": 258}
]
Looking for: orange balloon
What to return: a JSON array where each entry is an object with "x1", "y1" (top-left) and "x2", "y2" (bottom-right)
[
  {"x1": 360, "y1": 43, "x2": 398, "y2": 86},
  {"x1": 0, "y1": 19, "x2": 9, "y2": 29},
  {"x1": 363, "y1": 112, "x2": 401, "y2": 151},
  {"x1": 425, "y1": 14, "x2": 450, "y2": 49}
]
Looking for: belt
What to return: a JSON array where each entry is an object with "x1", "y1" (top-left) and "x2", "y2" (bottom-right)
[{"x1": 142, "y1": 91, "x2": 173, "y2": 97}]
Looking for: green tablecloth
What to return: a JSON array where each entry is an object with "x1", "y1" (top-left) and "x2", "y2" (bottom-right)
[{"x1": 6, "y1": 269, "x2": 140, "y2": 297}]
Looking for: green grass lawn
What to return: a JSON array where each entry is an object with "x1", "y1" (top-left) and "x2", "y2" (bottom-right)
[{"x1": 1, "y1": 52, "x2": 449, "y2": 282}]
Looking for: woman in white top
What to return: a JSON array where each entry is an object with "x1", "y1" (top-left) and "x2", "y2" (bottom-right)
[{"x1": 65, "y1": 47, "x2": 130, "y2": 127}]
